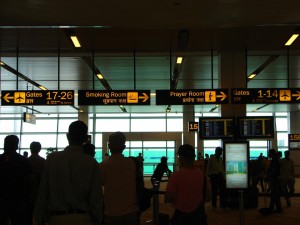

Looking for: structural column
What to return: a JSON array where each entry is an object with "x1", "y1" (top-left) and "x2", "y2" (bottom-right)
[
  {"x1": 182, "y1": 104, "x2": 195, "y2": 147},
  {"x1": 78, "y1": 111, "x2": 89, "y2": 127},
  {"x1": 288, "y1": 107, "x2": 300, "y2": 176},
  {"x1": 219, "y1": 51, "x2": 247, "y2": 118}
]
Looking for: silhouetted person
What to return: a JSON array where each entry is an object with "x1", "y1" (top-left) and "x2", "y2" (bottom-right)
[
  {"x1": 151, "y1": 156, "x2": 172, "y2": 185},
  {"x1": 83, "y1": 143, "x2": 96, "y2": 157},
  {"x1": 0, "y1": 135, "x2": 32, "y2": 225},
  {"x1": 165, "y1": 144, "x2": 209, "y2": 225},
  {"x1": 206, "y1": 147, "x2": 226, "y2": 208},
  {"x1": 99, "y1": 131, "x2": 139, "y2": 225},
  {"x1": 35, "y1": 120, "x2": 103, "y2": 225},
  {"x1": 27, "y1": 141, "x2": 46, "y2": 225},
  {"x1": 280, "y1": 150, "x2": 295, "y2": 207},
  {"x1": 23, "y1": 151, "x2": 29, "y2": 158},
  {"x1": 267, "y1": 148, "x2": 282, "y2": 213},
  {"x1": 104, "y1": 153, "x2": 109, "y2": 160},
  {"x1": 204, "y1": 153, "x2": 209, "y2": 172},
  {"x1": 136, "y1": 153, "x2": 144, "y2": 173}
]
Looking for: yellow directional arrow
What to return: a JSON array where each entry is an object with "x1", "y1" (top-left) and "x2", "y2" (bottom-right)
[
  {"x1": 3, "y1": 93, "x2": 14, "y2": 102},
  {"x1": 292, "y1": 91, "x2": 300, "y2": 100},
  {"x1": 138, "y1": 93, "x2": 149, "y2": 102},
  {"x1": 216, "y1": 92, "x2": 227, "y2": 101}
]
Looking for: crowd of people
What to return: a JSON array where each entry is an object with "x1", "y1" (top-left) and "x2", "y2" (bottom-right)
[{"x1": 0, "y1": 119, "x2": 296, "y2": 225}]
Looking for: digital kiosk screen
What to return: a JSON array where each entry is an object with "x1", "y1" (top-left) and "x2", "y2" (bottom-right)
[
  {"x1": 199, "y1": 117, "x2": 235, "y2": 139},
  {"x1": 224, "y1": 141, "x2": 249, "y2": 189},
  {"x1": 238, "y1": 116, "x2": 274, "y2": 139}
]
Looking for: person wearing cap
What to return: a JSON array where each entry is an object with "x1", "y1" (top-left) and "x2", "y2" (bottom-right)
[
  {"x1": 206, "y1": 146, "x2": 226, "y2": 209},
  {"x1": 99, "y1": 131, "x2": 139, "y2": 225},
  {"x1": 165, "y1": 144, "x2": 209, "y2": 225}
]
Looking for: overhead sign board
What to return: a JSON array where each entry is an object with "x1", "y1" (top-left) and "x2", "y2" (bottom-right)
[
  {"x1": 78, "y1": 90, "x2": 150, "y2": 105},
  {"x1": 288, "y1": 134, "x2": 300, "y2": 150},
  {"x1": 156, "y1": 89, "x2": 228, "y2": 105},
  {"x1": 232, "y1": 88, "x2": 300, "y2": 104},
  {"x1": 1, "y1": 90, "x2": 74, "y2": 106}
]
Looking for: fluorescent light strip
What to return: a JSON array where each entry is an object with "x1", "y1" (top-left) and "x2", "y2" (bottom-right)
[
  {"x1": 285, "y1": 34, "x2": 299, "y2": 46},
  {"x1": 248, "y1": 74, "x2": 256, "y2": 79},
  {"x1": 38, "y1": 86, "x2": 48, "y2": 90},
  {"x1": 70, "y1": 36, "x2": 81, "y2": 48},
  {"x1": 176, "y1": 57, "x2": 183, "y2": 64},
  {"x1": 97, "y1": 73, "x2": 104, "y2": 79}
]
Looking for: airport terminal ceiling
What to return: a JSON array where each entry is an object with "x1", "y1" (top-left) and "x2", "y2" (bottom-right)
[{"x1": 1, "y1": 0, "x2": 300, "y2": 115}]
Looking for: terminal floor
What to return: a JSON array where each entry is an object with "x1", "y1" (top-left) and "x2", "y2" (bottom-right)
[{"x1": 140, "y1": 177, "x2": 300, "y2": 225}]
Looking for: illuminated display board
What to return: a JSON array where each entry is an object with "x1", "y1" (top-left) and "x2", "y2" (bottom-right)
[
  {"x1": 1, "y1": 90, "x2": 74, "y2": 106},
  {"x1": 288, "y1": 134, "x2": 300, "y2": 150},
  {"x1": 78, "y1": 90, "x2": 150, "y2": 105},
  {"x1": 232, "y1": 88, "x2": 300, "y2": 104},
  {"x1": 188, "y1": 122, "x2": 199, "y2": 132},
  {"x1": 23, "y1": 112, "x2": 36, "y2": 124},
  {"x1": 237, "y1": 116, "x2": 274, "y2": 139},
  {"x1": 156, "y1": 89, "x2": 228, "y2": 105},
  {"x1": 199, "y1": 117, "x2": 235, "y2": 139},
  {"x1": 223, "y1": 141, "x2": 249, "y2": 189}
]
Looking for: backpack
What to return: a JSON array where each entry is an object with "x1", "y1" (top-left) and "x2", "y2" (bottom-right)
[{"x1": 130, "y1": 157, "x2": 153, "y2": 213}]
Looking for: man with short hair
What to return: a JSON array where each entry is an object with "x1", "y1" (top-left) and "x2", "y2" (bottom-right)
[
  {"x1": 280, "y1": 150, "x2": 294, "y2": 207},
  {"x1": 27, "y1": 141, "x2": 46, "y2": 225},
  {"x1": 165, "y1": 144, "x2": 209, "y2": 225},
  {"x1": 206, "y1": 146, "x2": 226, "y2": 208},
  {"x1": 99, "y1": 132, "x2": 138, "y2": 225},
  {"x1": 0, "y1": 135, "x2": 32, "y2": 225},
  {"x1": 35, "y1": 120, "x2": 103, "y2": 225}
]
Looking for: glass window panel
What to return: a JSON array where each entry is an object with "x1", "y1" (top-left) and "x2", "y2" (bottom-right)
[
  {"x1": 96, "y1": 119, "x2": 129, "y2": 132},
  {"x1": 130, "y1": 147, "x2": 142, "y2": 157},
  {"x1": 0, "y1": 119, "x2": 21, "y2": 133},
  {"x1": 57, "y1": 134, "x2": 69, "y2": 148},
  {"x1": 276, "y1": 118, "x2": 287, "y2": 131},
  {"x1": 131, "y1": 119, "x2": 166, "y2": 132},
  {"x1": 167, "y1": 147, "x2": 175, "y2": 163},
  {"x1": 36, "y1": 114, "x2": 58, "y2": 118},
  {"x1": 276, "y1": 112, "x2": 287, "y2": 116},
  {"x1": 122, "y1": 149, "x2": 130, "y2": 157},
  {"x1": 132, "y1": 113, "x2": 166, "y2": 117},
  {"x1": 277, "y1": 132, "x2": 288, "y2": 147},
  {"x1": 39, "y1": 150, "x2": 48, "y2": 159},
  {"x1": 20, "y1": 134, "x2": 57, "y2": 149},
  {"x1": 249, "y1": 149, "x2": 268, "y2": 159},
  {"x1": 204, "y1": 148, "x2": 216, "y2": 157},
  {"x1": 95, "y1": 149, "x2": 102, "y2": 163},
  {"x1": 23, "y1": 119, "x2": 57, "y2": 132},
  {"x1": 247, "y1": 112, "x2": 272, "y2": 116},
  {"x1": 130, "y1": 141, "x2": 143, "y2": 148},
  {"x1": 167, "y1": 118, "x2": 183, "y2": 131},
  {"x1": 203, "y1": 140, "x2": 221, "y2": 147},
  {"x1": 58, "y1": 114, "x2": 76, "y2": 118},
  {"x1": 167, "y1": 141, "x2": 175, "y2": 147},
  {"x1": 58, "y1": 119, "x2": 75, "y2": 132},
  {"x1": 144, "y1": 148, "x2": 166, "y2": 163},
  {"x1": 249, "y1": 141, "x2": 268, "y2": 147},
  {"x1": 167, "y1": 113, "x2": 183, "y2": 118},
  {"x1": 143, "y1": 141, "x2": 167, "y2": 148},
  {"x1": 96, "y1": 113, "x2": 130, "y2": 118},
  {"x1": 94, "y1": 134, "x2": 103, "y2": 147}
]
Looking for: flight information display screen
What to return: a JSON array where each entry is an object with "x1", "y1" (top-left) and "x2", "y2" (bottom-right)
[
  {"x1": 199, "y1": 117, "x2": 235, "y2": 139},
  {"x1": 237, "y1": 116, "x2": 274, "y2": 139}
]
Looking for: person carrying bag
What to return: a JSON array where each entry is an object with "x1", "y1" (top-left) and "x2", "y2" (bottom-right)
[{"x1": 165, "y1": 144, "x2": 209, "y2": 225}]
